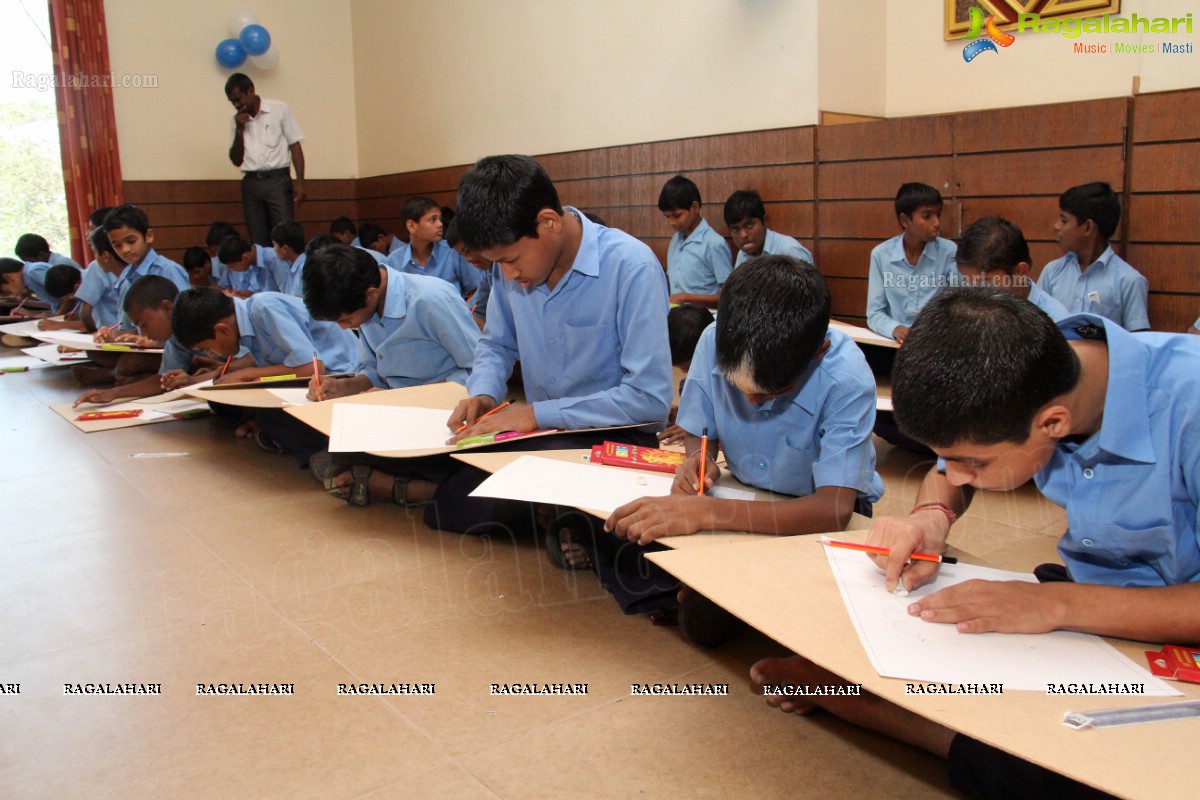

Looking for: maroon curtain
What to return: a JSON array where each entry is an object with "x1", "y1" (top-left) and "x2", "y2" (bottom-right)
[{"x1": 48, "y1": 0, "x2": 124, "y2": 265}]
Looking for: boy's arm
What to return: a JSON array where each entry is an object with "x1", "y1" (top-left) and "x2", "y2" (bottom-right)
[
  {"x1": 668, "y1": 291, "x2": 720, "y2": 309},
  {"x1": 422, "y1": 294, "x2": 482, "y2": 372},
  {"x1": 464, "y1": 279, "x2": 520, "y2": 404},
  {"x1": 1121, "y1": 271, "x2": 1151, "y2": 332},
  {"x1": 289, "y1": 142, "x2": 306, "y2": 203},
  {"x1": 865, "y1": 249, "x2": 901, "y2": 339},
  {"x1": 74, "y1": 372, "x2": 164, "y2": 406},
  {"x1": 911, "y1": 580, "x2": 1200, "y2": 644}
]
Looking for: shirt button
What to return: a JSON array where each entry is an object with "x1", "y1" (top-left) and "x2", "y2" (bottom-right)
[
  {"x1": 1081, "y1": 538, "x2": 1095, "y2": 547},
  {"x1": 548, "y1": 378, "x2": 556, "y2": 385},
  {"x1": 755, "y1": 459, "x2": 767, "y2": 470},
  {"x1": 1074, "y1": 298, "x2": 1082, "y2": 305},
  {"x1": 548, "y1": 338, "x2": 555, "y2": 345},
  {"x1": 759, "y1": 410, "x2": 771, "y2": 419},
  {"x1": 1082, "y1": 468, "x2": 1094, "y2": 479}
]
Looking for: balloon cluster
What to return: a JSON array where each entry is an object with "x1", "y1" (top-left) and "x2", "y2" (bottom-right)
[{"x1": 215, "y1": 10, "x2": 278, "y2": 69}]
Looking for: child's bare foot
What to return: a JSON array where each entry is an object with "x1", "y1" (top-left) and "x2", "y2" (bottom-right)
[
  {"x1": 750, "y1": 655, "x2": 830, "y2": 715},
  {"x1": 234, "y1": 419, "x2": 261, "y2": 438}
]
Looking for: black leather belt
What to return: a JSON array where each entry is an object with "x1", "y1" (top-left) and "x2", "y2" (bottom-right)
[{"x1": 243, "y1": 167, "x2": 289, "y2": 178}]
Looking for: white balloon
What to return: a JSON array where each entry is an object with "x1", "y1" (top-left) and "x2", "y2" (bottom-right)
[
  {"x1": 228, "y1": 9, "x2": 258, "y2": 37},
  {"x1": 249, "y1": 47, "x2": 279, "y2": 70}
]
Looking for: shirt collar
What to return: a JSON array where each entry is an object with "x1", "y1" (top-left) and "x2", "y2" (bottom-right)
[
  {"x1": 233, "y1": 295, "x2": 255, "y2": 344},
  {"x1": 884, "y1": 235, "x2": 930, "y2": 267},
  {"x1": 1058, "y1": 313, "x2": 1155, "y2": 463},
  {"x1": 564, "y1": 206, "x2": 600, "y2": 279},
  {"x1": 380, "y1": 267, "x2": 408, "y2": 321},
  {"x1": 682, "y1": 217, "x2": 713, "y2": 245}
]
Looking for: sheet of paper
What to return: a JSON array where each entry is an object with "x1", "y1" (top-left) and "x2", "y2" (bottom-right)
[
  {"x1": 0, "y1": 319, "x2": 47, "y2": 337},
  {"x1": 829, "y1": 320, "x2": 898, "y2": 348},
  {"x1": 825, "y1": 545, "x2": 1179, "y2": 694},
  {"x1": 137, "y1": 378, "x2": 216, "y2": 404},
  {"x1": 266, "y1": 388, "x2": 314, "y2": 406},
  {"x1": 21, "y1": 343, "x2": 90, "y2": 364},
  {"x1": 1, "y1": 355, "x2": 59, "y2": 370},
  {"x1": 328, "y1": 404, "x2": 456, "y2": 453},
  {"x1": 709, "y1": 485, "x2": 756, "y2": 501},
  {"x1": 471, "y1": 455, "x2": 673, "y2": 514}
]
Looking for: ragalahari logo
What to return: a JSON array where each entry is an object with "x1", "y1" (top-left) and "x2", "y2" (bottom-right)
[{"x1": 962, "y1": 7, "x2": 1017, "y2": 62}]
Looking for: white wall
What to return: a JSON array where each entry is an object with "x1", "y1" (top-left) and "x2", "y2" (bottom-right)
[
  {"x1": 883, "y1": 0, "x2": 1199, "y2": 118},
  {"x1": 351, "y1": 0, "x2": 821, "y2": 177},
  {"x1": 818, "y1": 0, "x2": 886, "y2": 117},
  {"x1": 107, "y1": 0, "x2": 359, "y2": 180}
]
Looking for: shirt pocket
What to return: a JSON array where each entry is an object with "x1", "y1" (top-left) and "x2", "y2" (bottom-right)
[
  {"x1": 561, "y1": 321, "x2": 619, "y2": 374},
  {"x1": 1067, "y1": 520, "x2": 1176, "y2": 570}
]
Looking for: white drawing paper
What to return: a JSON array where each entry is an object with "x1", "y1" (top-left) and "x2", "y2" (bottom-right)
[
  {"x1": 328, "y1": 404, "x2": 456, "y2": 453},
  {"x1": 470, "y1": 455, "x2": 673, "y2": 514}
]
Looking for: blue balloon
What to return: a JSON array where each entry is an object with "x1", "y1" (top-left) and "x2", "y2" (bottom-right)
[
  {"x1": 239, "y1": 24, "x2": 271, "y2": 57},
  {"x1": 215, "y1": 38, "x2": 247, "y2": 69}
]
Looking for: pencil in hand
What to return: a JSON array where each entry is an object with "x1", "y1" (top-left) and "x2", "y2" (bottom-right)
[
  {"x1": 818, "y1": 536, "x2": 958, "y2": 564},
  {"x1": 456, "y1": 400, "x2": 510, "y2": 433},
  {"x1": 697, "y1": 427, "x2": 709, "y2": 496}
]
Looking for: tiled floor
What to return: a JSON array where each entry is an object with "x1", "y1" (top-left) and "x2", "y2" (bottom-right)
[{"x1": 0, "y1": 352, "x2": 1066, "y2": 799}]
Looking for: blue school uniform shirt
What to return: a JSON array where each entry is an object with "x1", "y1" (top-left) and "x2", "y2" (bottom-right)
[
  {"x1": 1027, "y1": 281, "x2": 1070, "y2": 321},
  {"x1": 668, "y1": 218, "x2": 732, "y2": 295},
  {"x1": 76, "y1": 261, "x2": 118, "y2": 327},
  {"x1": 866, "y1": 235, "x2": 958, "y2": 338},
  {"x1": 356, "y1": 268, "x2": 480, "y2": 388},
  {"x1": 209, "y1": 255, "x2": 228, "y2": 285},
  {"x1": 466, "y1": 208, "x2": 673, "y2": 430},
  {"x1": 386, "y1": 237, "x2": 404, "y2": 256},
  {"x1": 734, "y1": 229, "x2": 813, "y2": 269},
  {"x1": 677, "y1": 325, "x2": 884, "y2": 503},
  {"x1": 218, "y1": 245, "x2": 282, "y2": 295},
  {"x1": 234, "y1": 293, "x2": 357, "y2": 373},
  {"x1": 159, "y1": 336, "x2": 207, "y2": 374},
  {"x1": 48, "y1": 251, "x2": 83, "y2": 271},
  {"x1": 1036, "y1": 246, "x2": 1150, "y2": 331},
  {"x1": 1038, "y1": 314, "x2": 1200, "y2": 587},
  {"x1": 356, "y1": 246, "x2": 388, "y2": 265},
  {"x1": 114, "y1": 250, "x2": 189, "y2": 329},
  {"x1": 21, "y1": 262, "x2": 58, "y2": 307},
  {"x1": 471, "y1": 268, "x2": 493, "y2": 322},
  {"x1": 387, "y1": 240, "x2": 480, "y2": 297},
  {"x1": 269, "y1": 252, "x2": 306, "y2": 297}
]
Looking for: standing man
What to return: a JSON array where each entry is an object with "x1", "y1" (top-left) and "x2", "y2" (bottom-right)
[{"x1": 224, "y1": 73, "x2": 306, "y2": 247}]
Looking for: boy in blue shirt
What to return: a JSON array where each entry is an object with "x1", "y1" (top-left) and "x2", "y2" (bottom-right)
[
  {"x1": 955, "y1": 216, "x2": 1069, "y2": 321},
  {"x1": 203, "y1": 221, "x2": 238, "y2": 286},
  {"x1": 659, "y1": 175, "x2": 732, "y2": 308},
  {"x1": 358, "y1": 222, "x2": 404, "y2": 258},
  {"x1": 609, "y1": 256, "x2": 883, "y2": 642},
  {"x1": 1037, "y1": 181, "x2": 1149, "y2": 330},
  {"x1": 217, "y1": 235, "x2": 282, "y2": 296},
  {"x1": 329, "y1": 216, "x2": 359, "y2": 247},
  {"x1": 866, "y1": 183, "x2": 958, "y2": 343},
  {"x1": 387, "y1": 196, "x2": 480, "y2": 298},
  {"x1": 99, "y1": 204, "x2": 189, "y2": 337},
  {"x1": 269, "y1": 221, "x2": 307, "y2": 296},
  {"x1": 724, "y1": 189, "x2": 813, "y2": 270},
  {"x1": 753, "y1": 287, "x2": 1200, "y2": 798},
  {"x1": 183, "y1": 246, "x2": 217, "y2": 288},
  {"x1": 0, "y1": 258, "x2": 80, "y2": 315},
  {"x1": 14, "y1": 233, "x2": 83, "y2": 272}
]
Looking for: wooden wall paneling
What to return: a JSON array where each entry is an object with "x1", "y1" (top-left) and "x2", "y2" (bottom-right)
[
  {"x1": 1125, "y1": 244, "x2": 1200, "y2": 294},
  {"x1": 817, "y1": 200, "x2": 900, "y2": 240},
  {"x1": 952, "y1": 98, "x2": 1127, "y2": 153},
  {"x1": 1147, "y1": 293, "x2": 1200, "y2": 333},
  {"x1": 954, "y1": 196, "x2": 1061, "y2": 242},
  {"x1": 825, "y1": 276, "x2": 868, "y2": 318},
  {"x1": 1132, "y1": 89, "x2": 1200, "y2": 142},
  {"x1": 1129, "y1": 142, "x2": 1200, "y2": 192},
  {"x1": 816, "y1": 240, "x2": 878, "y2": 278},
  {"x1": 953, "y1": 147, "x2": 1125, "y2": 198},
  {"x1": 818, "y1": 115, "x2": 953, "y2": 162},
  {"x1": 1126, "y1": 194, "x2": 1200, "y2": 242},
  {"x1": 819, "y1": 157, "x2": 954, "y2": 200}
]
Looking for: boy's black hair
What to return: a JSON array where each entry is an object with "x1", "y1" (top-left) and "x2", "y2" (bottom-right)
[
  {"x1": 0, "y1": 257, "x2": 23, "y2": 276},
  {"x1": 304, "y1": 234, "x2": 340, "y2": 258},
  {"x1": 894, "y1": 183, "x2": 943, "y2": 219},
  {"x1": 667, "y1": 304, "x2": 714, "y2": 366},
  {"x1": 103, "y1": 204, "x2": 151, "y2": 235},
  {"x1": 224, "y1": 72, "x2": 253, "y2": 95},
  {"x1": 123, "y1": 274, "x2": 180, "y2": 313},
  {"x1": 45, "y1": 264, "x2": 82, "y2": 299},
  {"x1": 205, "y1": 221, "x2": 239, "y2": 248},
  {"x1": 658, "y1": 175, "x2": 702, "y2": 213},
  {"x1": 88, "y1": 206, "x2": 115, "y2": 229},
  {"x1": 357, "y1": 222, "x2": 386, "y2": 247},
  {"x1": 15, "y1": 234, "x2": 50, "y2": 262},
  {"x1": 271, "y1": 221, "x2": 305, "y2": 253},
  {"x1": 1060, "y1": 181, "x2": 1120, "y2": 240},
  {"x1": 171, "y1": 287, "x2": 235, "y2": 348},
  {"x1": 329, "y1": 216, "x2": 357, "y2": 237},
  {"x1": 401, "y1": 196, "x2": 439, "y2": 224},
  {"x1": 456, "y1": 155, "x2": 562, "y2": 252},
  {"x1": 443, "y1": 218, "x2": 462, "y2": 248},
  {"x1": 302, "y1": 244, "x2": 381, "y2": 321},
  {"x1": 715, "y1": 255, "x2": 829, "y2": 394},
  {"x1": 217, "y1": 235, "x2": 252, "y2": 265},
  {"x1": 892, "y1": 287, "x2": 1080, "y2": 448},
  {"x1": 88, "y1": 226, "x2": 117, "y2": 258},
  {"x1": 440, "y1": 206, "x2": 455, "y2": 228},
  {"x1": 723, "y1": 190, "x2": 766, "y2": 227},
  {"x1": 955, "y1": 216, "x2": 1031, "y2": 273},
  {"x1": 182, "y1": 246, "x2": 210, "y2": 272}
]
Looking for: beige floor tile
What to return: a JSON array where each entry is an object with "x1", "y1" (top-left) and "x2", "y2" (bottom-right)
[{"x1": 354, "y1": 765, "x2": 501, "y2": 799}]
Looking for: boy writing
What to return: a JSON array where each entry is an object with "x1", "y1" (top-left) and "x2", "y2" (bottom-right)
[
  {"x1": 724, "y1": 189, "x2": 813, "y2": 270},
  {"x1": 1037, "y1": 181, "x2": 1149, "y2": 331},
  {"x1": 658, "y1": 303, "x2": 714, "y2": 446},
  {"x1": 955, "y1": 216, "x2": 1069, "y2": 320},
  {"x1": 98, "y1": 204, "x2": 189, "y2": 338},
  {"x1": 386, "y1": 196, "x2": 480, "y2": 298},
  {"x1": 865, "y1": 182, "x2": 958, "y2": 343},
  {"x1": 269, "y1": 221, "x2": 307, "y2": 296},
  {"x1": 203, "y1": 221, "x2": 238, "y2": 286},
  {"x1": 329, "y1": 216, "x2": 359, "y2": 246},
  {"x1": 0, "y1": 258, "x2": 80, "y2": 316},
  {"x1": 659, "y1": 175, "x2": 732, "y2": 308},
  {"x1": 217, "y1": 235, "x2": 282, "y2": 297},
  {"x1": 184, "y1": 246, "x2": 217, "y2": 288},
  {"x1": 753, "y1": 287, "x2": 1200, "y2": 798},
  {"x1": 15, "y1": 233, "x2": 83, "y2": 272}
]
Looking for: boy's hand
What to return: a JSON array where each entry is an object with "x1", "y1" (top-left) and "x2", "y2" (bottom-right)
[
  {"x1": 93, "y1": 325, "x2": 119, "y2": 343},
  {"x1": 214, "y1": 369, "x2": 254, "y2": 386},
  {"x1": 74, "y1": 388, "x2": 114, "y2": 407},
  {"x1": 605, "y1": 495, "x2": 708, "y2": 544},
  {"x1": 865, "y1": 509, "x2": 952, "y2": 593},
  {"x1": 448, "y1": 403, "x2": 537, "y2": 443},
  {"x1": 307, "y1": 374, "x2": 364, "y2": 402},
  {"x1": 892, "y1": 325, "x2": 911, "y2": 345},
  {"x1": 161, "y1": 369, "x2": 206, "y2": 391},
  {"x1": 114, "y1": 332, "x2": 157, "y2": 347},
  {"x1": 658, "y1": 423, "x2": 687, "y2": 446},
  {"x1": 673, "y1": 448, "x2": 720, "y2": 495},
  {"x1": 446, "y1": 395, "x2": 496, "y2": 433},
  {"x1": 909, "y1": 580, "x2": 1066, "y2": 634}
]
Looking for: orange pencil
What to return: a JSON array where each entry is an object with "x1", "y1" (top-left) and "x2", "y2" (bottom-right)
[
  {"x1": 697, "y1": 427, "x2": 709, "y2": 496},
  {"x1": 456, "y1": 400, "x2": 510, "y2": 433},
  {"x1": 311, "y1": 352, "x2": 322, "y2": 395},
  {"x1": 819, "y1": 536, "x2": 957, "y2": 564},
  {"x1": 217, "y1": 355, "x2": 233, "y2": 378}
]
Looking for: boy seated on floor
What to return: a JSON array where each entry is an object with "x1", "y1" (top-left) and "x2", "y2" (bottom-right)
[
  {"x1": 0, "y1": 258, "x2": 80, "y2": 317},
  {"x1": 607, "y1": 256, "x2": 883, "y2": 644},
  {"x1": 752, "y1": 286, "x2": 1200, "y2": 799},
  {"x1": 73, "y1": 275, "x2": 247, "y2": 406},
  {"x1": 954, "y1": 216, "x2": 1068, "y2": 321},
  {"x1": 217, "y1": 234, "x2": 282, "y2": 297},
  {"x1": 658, "y1": 303, "x2": 713, "y2": 446}
]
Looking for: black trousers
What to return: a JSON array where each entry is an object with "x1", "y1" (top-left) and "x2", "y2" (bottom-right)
[{"x1": 241, "y1": 170, "x2": 293, "y2": 246}]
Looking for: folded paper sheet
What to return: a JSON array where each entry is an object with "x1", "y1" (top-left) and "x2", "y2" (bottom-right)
[
  {"x1": 470, "y1": 454, "x2": 673, "y2": 514},
  {"x1": 328, "y1": 403, "x2": 456, "y2": 453}
]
